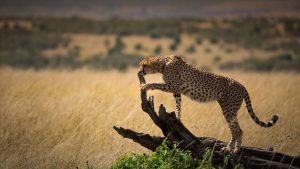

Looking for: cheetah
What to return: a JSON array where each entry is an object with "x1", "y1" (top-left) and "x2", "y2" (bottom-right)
[{"x1": 138, "y1": 55, "x2": 278, "y2": 153}]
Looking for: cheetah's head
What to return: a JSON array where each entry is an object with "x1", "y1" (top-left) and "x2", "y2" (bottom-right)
[{"x1": 138, "y1": 56, "x2": 165, "y2": 75}]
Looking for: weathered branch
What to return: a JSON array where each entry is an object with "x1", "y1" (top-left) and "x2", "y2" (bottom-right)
[{"x1": 113, "y1": 72, "x2": 300, "y2": 169}]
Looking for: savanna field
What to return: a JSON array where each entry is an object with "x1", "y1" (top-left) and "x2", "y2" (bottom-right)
[
  {"x1": 0, "y1": 67, "x2": 300, "y2": 168},
  {"x1": 1, "y1": 17, "x2": 300, "y2": 168}
]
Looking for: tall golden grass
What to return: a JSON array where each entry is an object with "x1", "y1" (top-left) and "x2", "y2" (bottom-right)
[{"x1": 0, "y1": 67, "x2": 299, "y2": 168}]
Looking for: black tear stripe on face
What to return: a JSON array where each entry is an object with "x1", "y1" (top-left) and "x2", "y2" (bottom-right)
[{"x1": 143, "y1": 65, "x2": 146, "y2": 75}]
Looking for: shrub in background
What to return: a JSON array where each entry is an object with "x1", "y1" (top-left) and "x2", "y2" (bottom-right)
[
  {"x1": 108, "y1": 35, "x2": 125, "y2": 54},
  {"x1": 205, "y1": 48, "x2": 211, "y2": 53},
  {"x1": 186, "y1": 45, "x2": 196, "y2": 53},
  {"x1": 219, "y1": 53, "x2": 300, "y2": 72},
  {"x1": 195, "y1": 36, "x2": 203, "y2": 45},
  {"x1": 169, "y1": 43, "x2": 177, "y2": 51},
  {"x1": 213, "y1": 55, "x2": 221, "y2": 64},
  {"x1": 135, "y1": 43, "x2": 143, "y2": 51},
  {"x1": 154, "y1": 45, "x2": 162, "y2": 55},
  {"x1": 225, "y1": 48, "x2": 233, "y2": 54},
  {"x1": 104, "y1": 39, "x2": 110, "y2": 48},
  {"x1": 209, "y1": 37, "x2": 219, "y2": 44}
]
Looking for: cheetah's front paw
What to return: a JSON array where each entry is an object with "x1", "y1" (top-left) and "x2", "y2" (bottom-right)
[
  {"x1": 233, "y1": 147, "x2": 241, "y2": 154},
  {"x1": 221, "y1": 146, "x2": 240, "y2": 154},
  {"x1": 221, "y1": 146, "x2": 234, "y2": 154},
  {"x1": 176, "y1": 112, "x2": 181, "y2": 120}
]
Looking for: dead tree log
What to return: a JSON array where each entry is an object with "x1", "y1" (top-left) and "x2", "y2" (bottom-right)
[{"x1": 113, "y1": 72, "x2": 300, "y2": 169}]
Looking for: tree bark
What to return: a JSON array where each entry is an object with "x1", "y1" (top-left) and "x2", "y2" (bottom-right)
[{"x1": 113, "y1": 72, "x2": 300, "y2": 169}]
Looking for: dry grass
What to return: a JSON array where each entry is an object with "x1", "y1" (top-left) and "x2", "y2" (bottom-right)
[{"x1": 0, "y1": 68, "x2": 300, "y2": 168}]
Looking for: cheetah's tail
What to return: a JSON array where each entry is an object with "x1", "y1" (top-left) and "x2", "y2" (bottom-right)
[{"x1": 243, "y1": 88, "x2": 278, "y2": 128}]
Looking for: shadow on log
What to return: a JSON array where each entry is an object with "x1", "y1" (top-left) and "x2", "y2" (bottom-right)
[{"x1": 113, "y1": 72, "x2": 300, "y2": 169}]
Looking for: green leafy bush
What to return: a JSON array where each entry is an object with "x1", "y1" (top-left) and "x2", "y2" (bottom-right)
[
  {"x1": 111, "y1": 140, "x2": 196, "y2": 169},
  {"x1": 111, "y1": 140, "x2": 244, "y2": 169}
]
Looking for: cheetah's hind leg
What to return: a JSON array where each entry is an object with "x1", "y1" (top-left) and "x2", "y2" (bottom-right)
[
  {"x1": 218, "y1": 96, "x2": 243, "y2": 154},
  {"x1": 220, "y1": 119, "x2": 243, "y2": 153}
]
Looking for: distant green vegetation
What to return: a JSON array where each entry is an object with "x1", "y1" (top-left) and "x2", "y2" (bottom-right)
[
  {"x1": 169, "y1": 35, "x2": 181, "y2": 51},
  {"x1": 169, "y1": 42, "x2": 177, "y2": 51},
  {"x1": 0, "y1": 17, "x2": 300, "y2": 71},
  {"x1": 154, "y1": 45, "x2": 162, "y2": 55},
  {"x1": 30, "y1": 17, "x2": 183, "y2": 38},
  {"x1": 3, "y1": 17, "x2": 299, "y2": 48},
  {"x1": 0, "y1": 31, "x2": 63, "y2": 51},
  {"x1": 86, "y1": 36, "x2": 142, "y2": 70},
  {"x1": 205, "y1": 47, "x2": 211, "y2": 53},
  {"x1": 220, "y1": 53, "x2": 300, "y2": 72},
  {"x1": 213, "y1": 55, "x2": 221, "y2": 63},
  {"x1": 111, "y1": 140, "x2": 243, "y2": 169},
  {"x1": 186, "y1": 45, "x2": 196, "y2": 53},
  {"x1": 195, "y1": 36, "x2": 203, "y2": 45},
  {"x1": 135, "y1": 43, "x2": 143, "y2": 51},
  {"x1": 0, "y1": 32, "x2": 141, "y2": 70}
]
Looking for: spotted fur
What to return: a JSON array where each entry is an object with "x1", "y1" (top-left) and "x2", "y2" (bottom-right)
[{"x1": 139, "y1": 55, "x2": 278, "y2": 153}]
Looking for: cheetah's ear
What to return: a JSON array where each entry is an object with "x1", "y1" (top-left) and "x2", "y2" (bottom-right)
[{"x1": 173, "y1": 55, "x2": 181, "y2": 59}]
